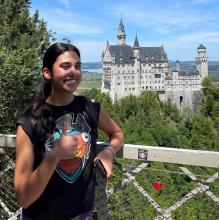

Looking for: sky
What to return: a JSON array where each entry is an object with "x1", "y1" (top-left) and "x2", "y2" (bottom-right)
[{"x1": 30, "y1": 0, "x2": 219, "y2": 62}]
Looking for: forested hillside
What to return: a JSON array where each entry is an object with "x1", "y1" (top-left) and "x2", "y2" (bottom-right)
[{"x1": 80, "y1": 78, "x2": 219, "y2": 151}]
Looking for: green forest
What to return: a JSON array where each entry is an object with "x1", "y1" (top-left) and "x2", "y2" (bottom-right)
[{"x1": 0, "y1": 0, "x2": 219, "y2": 219}]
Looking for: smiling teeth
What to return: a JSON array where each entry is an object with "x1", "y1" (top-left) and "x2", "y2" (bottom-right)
[{"x1": 66, "y1": 80, "x2": 77, "y2": 84}]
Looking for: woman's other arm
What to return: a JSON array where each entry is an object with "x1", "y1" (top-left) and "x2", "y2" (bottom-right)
[{"x1": 95, "y1": 107, "x2": 124, "y2": 177}]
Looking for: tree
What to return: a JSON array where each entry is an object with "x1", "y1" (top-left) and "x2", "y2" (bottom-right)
[
  {"x1": 0, "y1": 0, "x2": 52, "y2": 133},
  {"x1": 191, "y1": 115, "x2": 218, "y2": 150}
]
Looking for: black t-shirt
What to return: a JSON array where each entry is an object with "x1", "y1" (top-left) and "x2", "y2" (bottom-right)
[{"x1": 17, "y1": 96, "x2": 100, "y2": 220}]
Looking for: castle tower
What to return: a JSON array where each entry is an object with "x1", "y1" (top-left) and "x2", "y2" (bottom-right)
[
  {"x1": 117, "y1": 18, "x2": 126, "y2": 46},
  {"x1": 196, "y1": 44, "x2": 208, "y2": 80},
  {"x1": 133, "y1": 34, "x2": 140, "y2": 58},
  {"x1": 175, "y1": 59, "x2": 180, "y2": 71}
]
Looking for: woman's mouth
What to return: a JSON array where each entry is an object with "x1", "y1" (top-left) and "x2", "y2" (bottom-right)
[{"x1": 64, "y1": 79, "x2": 78, "y2": 85}]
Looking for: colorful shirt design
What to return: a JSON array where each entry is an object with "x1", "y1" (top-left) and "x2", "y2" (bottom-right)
[{"x1": 45, "y1": 113, "x2": 91, "y2": 183}]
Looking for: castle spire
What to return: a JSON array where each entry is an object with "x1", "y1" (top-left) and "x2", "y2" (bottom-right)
[
  {"x1": 117, "y1": 17, "x2": 126, "y2": 46},
  {"x1": 134, "y1": 33, "x2": 139, "y2": 48}
]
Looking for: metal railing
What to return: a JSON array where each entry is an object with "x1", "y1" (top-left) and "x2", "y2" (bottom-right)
[{"x1": 0, "y1": 134, "x2": 219, "y2": 220}]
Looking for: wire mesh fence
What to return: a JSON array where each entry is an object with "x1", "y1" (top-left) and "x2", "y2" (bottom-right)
[
  {"x1": 0, "y1": 147, "x2": 219, "y2": 220},
  {"x1": 0, "y1": 149, "x2": 20, "y2": 220}
]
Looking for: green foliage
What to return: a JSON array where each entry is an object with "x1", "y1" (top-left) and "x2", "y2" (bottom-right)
[
  {"x1": 202, "y1": 77, "x2": 219, "y2": 118},
  {"x1": 80, "y1": 85, "x2": 219, "y2": 151},
  {"x1": 0, "y1": 0, "x2": 52, "y2": 133},
  {"x1": 191, "y1": 114, "x2": 218, "y2": 150},
  {"x1": 172, "y1": 194, "x2": 219, "y2": 219}
]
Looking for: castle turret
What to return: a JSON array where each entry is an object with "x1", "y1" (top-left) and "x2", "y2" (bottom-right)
[
  {"x1": 117, "y1": 18, "x2": 126, "y2": 46},
  {"x1": 133, "y1": 34, "x2": 140, "y2": 58},
  {"x1": 196, "y1": 44, "x2": 208, "y2": 81},
  {"x1": 175, "y1": 59, "x2": 180, "y2": 71}
]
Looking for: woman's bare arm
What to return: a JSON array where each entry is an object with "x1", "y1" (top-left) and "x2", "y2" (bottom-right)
[
  {"x1": 14, "y1": 126, "x2": 59, "y2": 208},
  {"x1": 95, "y1": 107, "x2": 124, "y2": 177},
  {"x1": 14, "y1": 124, "x2": 78, "y2": 208}
]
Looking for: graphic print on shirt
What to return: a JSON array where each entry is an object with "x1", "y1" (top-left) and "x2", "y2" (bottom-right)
[{"x1": 45, "y1": 113, "x2": 91, "y2": 183}]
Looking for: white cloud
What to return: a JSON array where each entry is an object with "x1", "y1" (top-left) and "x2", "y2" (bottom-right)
[
  {"x1": 56, "y1": 0, "x2": 70, "y2": 8},
  {"x1": 49, "y1": 21, "x2": 103, "y2": 35},
  {"x1": 108, "y1": 2, "x2": 219, "y2": 31},
  {"x1": 178, "y1": 31, "x2": 219, "y2": 43},
  {"x1": 37, "y1": 7, "x2": 104, "y2": 35}
]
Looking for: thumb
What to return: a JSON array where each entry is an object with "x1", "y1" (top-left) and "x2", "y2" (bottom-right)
[{"x1": 61, "y1": 122, "x2": 68, "y2": 135}]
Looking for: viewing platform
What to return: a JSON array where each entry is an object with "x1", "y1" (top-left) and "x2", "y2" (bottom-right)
[{"x1": 0, "y1": 134, "x2": 219, "y2": 220}]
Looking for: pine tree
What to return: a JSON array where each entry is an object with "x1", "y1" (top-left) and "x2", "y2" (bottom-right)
[{"x1": 0, "y1": 0, "x2": 52, "y2": 133}]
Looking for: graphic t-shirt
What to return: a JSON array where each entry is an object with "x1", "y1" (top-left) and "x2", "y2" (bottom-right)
[{"x1": 17, "y1": 96, "x2": 100, "y2": 220}]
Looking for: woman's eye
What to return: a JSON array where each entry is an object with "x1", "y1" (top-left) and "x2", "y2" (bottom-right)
[
  {"x1": 60, "y1": 63, "x2": 70, "y2": 69},
  {"x1": 75, "y1": 64, "x2": 81, "y2": 70}
]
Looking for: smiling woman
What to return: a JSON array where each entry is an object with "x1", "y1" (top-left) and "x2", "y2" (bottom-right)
[
  {"x1": 14, "y1": 42, "x2": 124, "y2": 220},
  {"x1": 43, "y1": 50, "x2": 82, "y2": 103}
]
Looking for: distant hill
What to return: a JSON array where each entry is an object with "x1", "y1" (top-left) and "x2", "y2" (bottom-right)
[
  {"x1": 169, "y1": 60, "x2": 218, "y2": 68},
  {"x1": 169, "y1": 61, "x2": 219, "y2": 81},
  {"x1": 82, "y1": 62, "x2": 102, "y2": 73},
  {"x1": 82, "y1": 61, "x2": 219, "y2": 81}
]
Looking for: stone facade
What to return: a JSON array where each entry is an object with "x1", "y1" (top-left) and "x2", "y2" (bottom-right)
[{"x1": 101, "y1": 19, "x2": 208, "y2": 109}]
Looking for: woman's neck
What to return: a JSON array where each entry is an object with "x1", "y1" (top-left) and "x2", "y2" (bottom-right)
[{"x1": 46, "y1": 93, "x2": 75, "y2": 106}]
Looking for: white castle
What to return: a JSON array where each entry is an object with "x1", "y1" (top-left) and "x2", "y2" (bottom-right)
[{"x1": 101, "y1": 19, "x2": 208, "y2": 109}]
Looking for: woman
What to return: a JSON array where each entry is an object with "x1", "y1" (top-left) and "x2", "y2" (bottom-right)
[{"x1": 14, "y1": 42, "x2": 124, "y2": 220}]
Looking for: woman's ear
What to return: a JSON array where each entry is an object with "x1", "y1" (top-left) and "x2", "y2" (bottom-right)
[{"x1": 42, "y1": 67, "x2": 52, "y2": 80}]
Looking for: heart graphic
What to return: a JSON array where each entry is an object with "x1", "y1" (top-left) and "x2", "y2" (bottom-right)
[{"x1": 153, "y1": 181, "x2": 164, "y2": 191}]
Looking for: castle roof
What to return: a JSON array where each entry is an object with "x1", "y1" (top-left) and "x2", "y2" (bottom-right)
[
  {"x1": 198, "y1": 44, "x2": 206, "y2": 49},
  {"x1": 134, "y1": 34, "x2": 139, "y2": 48},
  {"x1": 118, "y1": 18, "x2": 125, "y2": 32},
  {"x1": 107, "y1": 45, "x2": 168, "y2": 64}
]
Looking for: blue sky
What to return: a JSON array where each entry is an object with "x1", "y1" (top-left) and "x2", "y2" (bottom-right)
[{"x1": 30, "y1": 0, "x2": 219, "y2": 62}]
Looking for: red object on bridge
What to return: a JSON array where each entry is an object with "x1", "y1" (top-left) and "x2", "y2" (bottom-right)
[{"x1": 153, "y1": 180, "x2": 164, "y2": 191}]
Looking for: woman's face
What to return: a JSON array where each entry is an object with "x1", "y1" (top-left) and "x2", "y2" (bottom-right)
[{"x1": 49, "y1": 50, "x2": 82, "y2": 94}]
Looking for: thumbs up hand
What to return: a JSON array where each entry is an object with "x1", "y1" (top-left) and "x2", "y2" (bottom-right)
[{"x1": 52, "y1": 123, "x2": 78, "y2": 160}]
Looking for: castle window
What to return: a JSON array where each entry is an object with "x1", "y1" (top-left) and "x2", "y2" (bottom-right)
[{"x1": 155, "y1": 74, "x2": 161, "y2": 78}]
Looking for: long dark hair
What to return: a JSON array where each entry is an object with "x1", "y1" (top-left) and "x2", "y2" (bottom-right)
[{"x1": 23, "y1": 43, "x2": 80, "y2": 153}]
